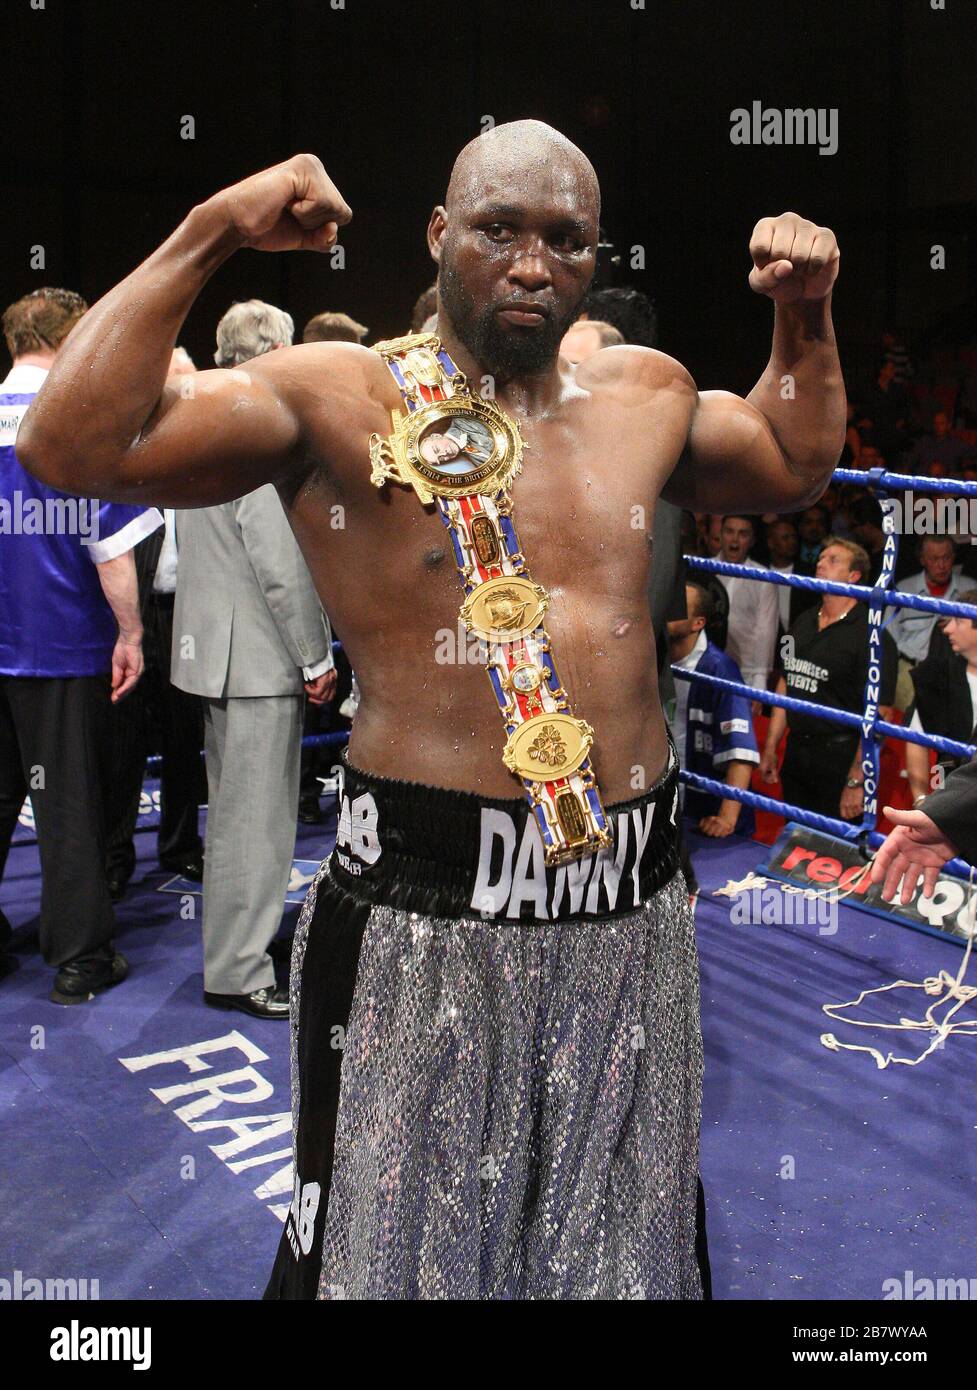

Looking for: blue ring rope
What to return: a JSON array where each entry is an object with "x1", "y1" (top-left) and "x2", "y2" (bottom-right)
[
  {"x1": 685, "y1": 555, "x2": 977, "y2": 621},
  {"x1": 682, "y1": 464, "x2": 977, "y2": 858},
  {"x1": 681, "y1": 769, "x2": 975, "y2": 879},
  {"x1": 671, "y1": 666, "x2": 977, "y2": 761},
  {"x1": 834, "y1": 466, "x2": 977, "y2": 496}
]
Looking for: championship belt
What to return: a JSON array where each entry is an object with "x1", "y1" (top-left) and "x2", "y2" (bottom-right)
[{"x1": 369, "y1": 331, "x2": 612, "y2": 866}]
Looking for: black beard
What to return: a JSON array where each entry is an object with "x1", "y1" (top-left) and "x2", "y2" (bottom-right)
[{"x1": 437, "y1": 256, "x2": 589, "y2": 380}]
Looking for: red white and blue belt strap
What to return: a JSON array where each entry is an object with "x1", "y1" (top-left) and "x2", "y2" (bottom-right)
[{"x1": 368, "y1": 331, "x2": 612, "y2": 867}]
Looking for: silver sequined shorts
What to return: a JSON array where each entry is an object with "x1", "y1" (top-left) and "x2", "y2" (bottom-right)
[{"x1": 265, "y1": 755, "x2": 705, "y2": 1300}]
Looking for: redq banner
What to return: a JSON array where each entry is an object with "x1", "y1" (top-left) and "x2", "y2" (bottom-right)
[{"x1": 760, "y1": 823, "x2": 975, "y2": 946}]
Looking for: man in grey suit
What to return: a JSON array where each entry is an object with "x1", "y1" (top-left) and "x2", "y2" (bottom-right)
[{"x1": 172, "y1": 301, "x2": 335, "y2": 1018}]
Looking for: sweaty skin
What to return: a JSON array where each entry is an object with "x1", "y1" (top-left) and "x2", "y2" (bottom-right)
[{"x1": 17, "y1": 121, "x2": 845, "y2": 801}]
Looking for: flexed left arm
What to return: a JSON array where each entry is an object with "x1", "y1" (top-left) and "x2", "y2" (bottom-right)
[{"x1": 664, "y1": 212, "x2": 845, "y2": 514}]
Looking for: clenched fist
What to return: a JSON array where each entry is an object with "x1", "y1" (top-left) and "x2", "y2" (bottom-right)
[
  {"x1": 217, "y1": 153, "x2": 352, "y2": 253},
  {"x1": 748, "y1": 212, "x2": 839, "y2": 303}
]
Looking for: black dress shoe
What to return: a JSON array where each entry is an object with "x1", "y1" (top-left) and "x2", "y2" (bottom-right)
[
  {"x1": 51, "y1": 952, "x2": 129, "y2": 1006},
  {"x1": 160, "y1": 852, "x2": 204, "y2": 882},
  {"x1": 203, "y1": 983, "x2": 290, "y2": 1019},
  {"x1": 297, "y1": 796, "x2": 323, "y2": 825}
]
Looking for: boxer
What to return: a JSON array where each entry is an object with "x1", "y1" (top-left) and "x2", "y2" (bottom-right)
[{"x1": 19, "y1": 120, "x2": 843, "y2": 1299}]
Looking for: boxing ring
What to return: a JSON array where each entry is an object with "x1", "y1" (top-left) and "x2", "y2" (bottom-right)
[
  {"x1": 5, "y1": 469, "x2": 977, "y2": 1300},
  {"x1": 679, "y1": 465, "x2": 977, "y2": 879}
]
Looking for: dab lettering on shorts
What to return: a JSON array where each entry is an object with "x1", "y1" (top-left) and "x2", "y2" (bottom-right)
[
  {"x1": 285, "y1": 1175, "x2": 321, "y2": 1261},
  {"x1": 335, "y1": 791, "x2": 382, "y2": 874}
]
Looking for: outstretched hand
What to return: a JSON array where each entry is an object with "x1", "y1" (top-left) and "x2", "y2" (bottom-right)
[
  {"x1": 871, "y1": 806, "x2": 960, "y2": 905},
  {"x1": 749, "y1": 212, "x2": 840, "y2": 303}
]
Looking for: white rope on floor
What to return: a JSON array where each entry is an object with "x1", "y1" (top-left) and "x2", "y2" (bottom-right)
[
  {"x1": 820, "y1": 865, "x2": 977, "y2": 1070},
  {"x1": 712, "y1": 858, "x2": 977, "y2": 1070}
]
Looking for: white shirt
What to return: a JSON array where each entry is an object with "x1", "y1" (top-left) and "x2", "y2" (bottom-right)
[
  {"x1": 669, "y1": 629, "x2": 707, "y2": 766},
  {"x1": 152, "y1": 508, "x2": 179, "y2": 593},
  {"x1": 718, "y1": 556, "x2": 779, "y2": 693}
]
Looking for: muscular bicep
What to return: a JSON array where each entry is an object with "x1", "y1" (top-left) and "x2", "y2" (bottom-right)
[
  {"x1": 115, "y1": 359, "x2": 303, "y2": 508},
  {"x1": 662, "y1": 389, "x2": 797, "y2": 514}
]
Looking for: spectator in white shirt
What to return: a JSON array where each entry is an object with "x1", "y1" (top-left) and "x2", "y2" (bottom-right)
[
  {"x1": 156, "y1": 347, "x2": 195, "y2": 601},
  {"x1": 716, "y1": 514, "x2": 779, "y2": 704},
  {"x1": 104, "y1": 347, "x2": 206, "y2": 899}
]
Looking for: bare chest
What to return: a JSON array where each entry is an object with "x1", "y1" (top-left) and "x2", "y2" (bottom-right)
[{"x1": 289, "y1": 374, "x2": 685, "y2": 615}]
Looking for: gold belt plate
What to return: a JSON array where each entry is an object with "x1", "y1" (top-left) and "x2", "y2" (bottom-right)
[
  {"x1": 502, "y1": 713, "x2": 595, "y2": 782},
  {"x1": 460, "y1": 575, "x2": 549, "y2": 642},
  {"x1": 369, "y1": 395, "x2": 525, "y2": 506}
]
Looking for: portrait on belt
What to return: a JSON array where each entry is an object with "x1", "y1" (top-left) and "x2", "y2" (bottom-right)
[{"x1": 417, "y1": 414, "x2": 495, "y2": 476}]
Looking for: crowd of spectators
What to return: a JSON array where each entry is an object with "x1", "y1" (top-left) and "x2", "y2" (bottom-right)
[{"x1": 673, "y1": 327, "x2": 977, "y2": 834}]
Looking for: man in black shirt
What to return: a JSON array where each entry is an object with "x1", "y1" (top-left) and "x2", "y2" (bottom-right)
[
  {"x1": 760, "y1": 537, "x2": 897, "y2": 821},
  {"x1": 903, "y1": 588, "x2": 977, "y2": 804}
]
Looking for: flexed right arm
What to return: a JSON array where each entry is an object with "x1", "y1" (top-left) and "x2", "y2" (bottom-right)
[{"x1": 16, "y1": 155, "x2": 352, "y2": 507}]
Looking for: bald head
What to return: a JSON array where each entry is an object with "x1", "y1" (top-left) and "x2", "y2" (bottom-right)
[
  {"x1": 445, "y1": 120, "x2": 600, "y2": 222},
  {"x1": 430, "y1": 122, "x2": 601, "y2": 381}
]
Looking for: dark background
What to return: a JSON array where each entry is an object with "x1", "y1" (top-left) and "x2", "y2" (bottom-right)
[{"x1": 6, "y1": 0, "x2": 976, "y2": 389}]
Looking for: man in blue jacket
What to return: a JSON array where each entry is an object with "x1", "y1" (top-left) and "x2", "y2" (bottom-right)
[
  {"x1": 667, "y1": 581, "x2": 760, "y2": 838},
  {"x1": 669, "y1": 578, "x2": 761, "y2": 834},
  {"x1": 0, "y1": 288, "x2": 162, "y2": 1002}
]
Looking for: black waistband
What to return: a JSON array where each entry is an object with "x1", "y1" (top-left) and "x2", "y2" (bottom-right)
[{"x1": 328, "y1": 751, "x2": 682, "y2": 924}]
